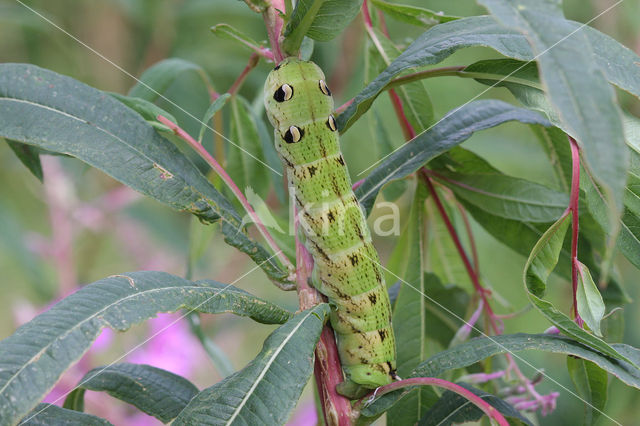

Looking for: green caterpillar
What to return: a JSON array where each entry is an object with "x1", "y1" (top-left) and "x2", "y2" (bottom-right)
[{"x1": 264, "y1": 58, "x2": 397, "y2": 393}]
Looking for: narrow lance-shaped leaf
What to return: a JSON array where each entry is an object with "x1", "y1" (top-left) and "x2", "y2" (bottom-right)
[
  {"x1": 360, "y1": 333, "x2": 640, "y2": 419},
  {"x1": 0, "y1": 271, "x2": 291, "y2": 424},
  {"x1": 566, "y1": 357, "x2": 608, "y2": 426},
  {"x1": 337, "y1": 15, "x2": 640, "y2": 132},
  {"x1": 478, "y1": 0, "x2": 627, "y2": 260},
  {"x1": 64, "y1": 363, "x2": 199, "y2": 424},
  {"x1": 355, "y1": 100, "x2": 550, "y2": 214},
  {"x1": 173, "y1": 304, "x2": 330, "y2": 425},
  {"x1": 20, "y1": 404, "x2": 112, "y2": 426},
  {"x1": 433, "y1": 171, "x2": 568, "y2": 223},
  {"x1": 0, "y1": 64, "x2": 289, "y2": 283},
  {"x1": 523, "y1": 213, "x2": 633, "y2": 364}
]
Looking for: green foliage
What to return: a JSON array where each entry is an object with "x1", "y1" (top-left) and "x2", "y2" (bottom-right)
[
  {"x1": 355, "y1": 100, "x2": 550, "y2": 214},
  {"x1": 2, "y1": 1, "x2": 640, "y2": 424},
  {"x1": 64, "y1": 363, "x2": 198, "y2": 423},
  {"x1": 173, "y1": 305, "x2": 329, "y2": 425},
  {"x1": 361, "y1": 334, "x2": 640, "y2": 419},
  {"x1": 0, "y1": 271, "x2": 290, "y2": 424},
  {"x1": 0, "y1": 63, "x2": 290, "y2": 285},
  {"x1": 21, "y1": 404, "x2": 113, "y2": 426}
]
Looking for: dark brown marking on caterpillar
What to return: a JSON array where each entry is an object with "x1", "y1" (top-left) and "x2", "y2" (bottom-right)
[
  {"x1": 378, "y1": 329, "x2": 388, "y2": 342},
  {"x1": 307, "y1": 165, "x2": 318, "y2": 177},
  {"x1": 368, "y1": 293, "x2": 377, "y2": 305},
  {"x1": 348, "y1": 253, "x2": 359, "y2": 266}
]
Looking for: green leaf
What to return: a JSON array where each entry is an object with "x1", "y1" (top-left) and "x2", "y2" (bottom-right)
[
  {"x1": 337, "y1": 16, "x2": 534, "y2": 132},
  {"x1": 20, "y1": 404, "x2": 112, "y2": 425},
  {"x1": 228, "y1": 96, "x2": 270, "y2": 199},
  {"x1": 354, "y1": 100, "x2": 550, "y2": 214},
  {"x1": 198, "y1": 93, "x2": 230, "y2": 143},
  {"x1": 337, "y1": 15, "x2": 640, "y2": 132},
  {"x1": 576, "y1": 261, "x2": 606, "y2": 337},
  {"x1": 524, "y1": 214, "x2": 634, "y2": 365},
  {"x1": 64, "y1": 363, "x2": 198, "y2": 423},
  {"x1": 388, "y1": 183, "x2": 437, "y2": 425},
  {"x1": 360, "y1": 333, "x2": 640, "y2": 418},
  {"x1": 128, "y1": 58, "x2": 210, "y2": 102},
  {"x1": 173, "y1": 304, "x2": 330, "y2": 425},
  {"x1": 108, "y1": 92, "x2": 178, "y2": 131},
  {"x1": 478, "y1": 0, "x2": 627, "y2": 263},
  {"x1": 0, "y1": 63, "x2": 290, "y2": 284},
  {"x1": 284, "y1": 0, "x2": 363, "y2": 53},
  {"x1": 210, "y1": 23, "x2": 265, "y2": 53},
  {"x1": 0, "y1": 271, "x2": 291, "y2": 424},
  {"x1": 418, "y1": 382, "x2": 532, "y2": 426},
  {"x1": 567, "y1": 357, "x2": 608, "y2": 426},
  {"x1": 434, "y1": 171, "x2": 568, "y2": 222},
  {"x1": 370, "y1": 0, "x2": 459, "y2": 28},
  {"x1": 5, "y1": 139, "x2": 43, "y2": 181}
]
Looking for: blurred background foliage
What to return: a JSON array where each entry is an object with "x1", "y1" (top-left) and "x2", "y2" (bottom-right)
[{"x1": 0, "y1": 0, "x2": 639, "y2": 424}]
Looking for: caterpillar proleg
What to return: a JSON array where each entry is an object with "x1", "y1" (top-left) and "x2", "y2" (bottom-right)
[{"x1": 264, "y1": 58, "x2": 397, "y2": 392}]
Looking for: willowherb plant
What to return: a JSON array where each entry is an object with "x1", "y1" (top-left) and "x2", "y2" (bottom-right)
[{"x1": 1, "y1": 0, "x2": 640, "y2": 425}]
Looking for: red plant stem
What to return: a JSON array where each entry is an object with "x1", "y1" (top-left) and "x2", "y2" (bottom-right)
[
  {"x1": 295, "y1": 211, "x2": 352, "y2": 426},
  {"x1": 420, "y1": 171, "x2": 499, "y2": 332},
  {"x1": 156, "y1": 115, "x2": 295, "y2": 280},
  {"x1": 355, "y1": 377, "x2": 509, "y2": 426},
  {"x1": 568, "y1": 136, "x2": 583, "y2": 324},
  {"x1": 335, "y1": 98, "x2": 354, "y2": 115},
  {"x1": 228, "y1": 53, "x2": 260, "y2": 95},
  {"x1": 263, "y1": 0, "x2": 285, "y2": 63},
  {"x1": 456, "y1": 200, "x2": 480, "y2": 274}
]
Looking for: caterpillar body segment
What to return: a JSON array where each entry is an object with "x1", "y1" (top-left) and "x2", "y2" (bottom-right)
[{"x1": 264, "y1": 58, "x2": 397, "y2": 390}]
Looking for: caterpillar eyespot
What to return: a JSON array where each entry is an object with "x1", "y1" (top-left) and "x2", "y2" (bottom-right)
[
  {"x1": 319, "y1": 79, "x2": 331, "y2": 96},
  {"x1": 264, "y1": 58, "x2": 397, "y2": 392},
  {"x1": 274, "y1": 84, "x2": 293, "y2": 102},
  {"x1": 283, "y1": 125, "x2": 303, "y2": 143},
  {"x1": 326, "y1": 115, "x2": 337, "y2": 132}
]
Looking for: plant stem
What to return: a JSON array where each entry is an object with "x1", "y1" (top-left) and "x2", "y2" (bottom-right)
[
  {"x1": 295, "y1": 210, "x2": 352, "y2": 426},
  {"x1": 228, "y1": 53, "x2": 260, "y2": 95},
  {"x1": 568, "y1": 136, "x2": 583, "y2": 325},
  {"x1": 263, "y1": 0, "x2": 285, "y2": 62},
  {"x1": 420, "y1": 172, "x2": 499, "y2": 333},
  {"x1": 354, "y1": 377, "x2": 509, "y2": 426},
  {"x1": 156, "y1": 115, "x2": 295, "y2": 286}
]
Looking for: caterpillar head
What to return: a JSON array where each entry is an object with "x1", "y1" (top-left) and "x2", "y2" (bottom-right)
[{"x1": 264, "y1": 58, "x2": 334, "y2": 138}]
